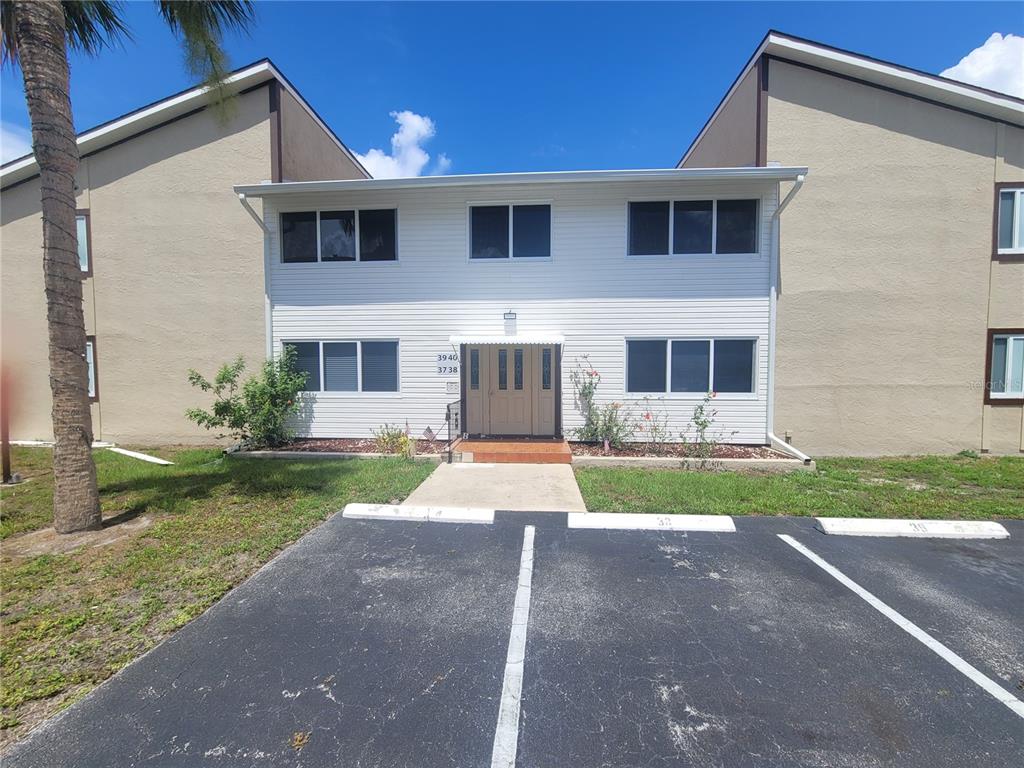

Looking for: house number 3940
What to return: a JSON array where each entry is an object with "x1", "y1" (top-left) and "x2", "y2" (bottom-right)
[{"x1": 437, "y1": 352, "x2": 459, "y2": 376}]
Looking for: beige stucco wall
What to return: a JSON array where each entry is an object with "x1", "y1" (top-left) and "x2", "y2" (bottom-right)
[
  {"x1": 279, "y1": 88, "x2": 366, "y2": 181},
  {"x1": 1, "y1": 87, "x2": 271, "y2": 444},
  {"x1": 681, "y1": 66, "x2": 759, "y2": 169},
  {"x1": 767, "y1": 59, "x2": 1023, "y2": 455}
]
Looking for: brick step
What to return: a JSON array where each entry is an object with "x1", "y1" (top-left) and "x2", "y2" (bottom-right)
[{"x1": 456, "y1": 439, "x2": 572, "y2": 465}]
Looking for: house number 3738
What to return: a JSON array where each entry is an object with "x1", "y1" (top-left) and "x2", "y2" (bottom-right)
[{"x1": 437, "y1": 352, "x2": 459, "y2": 376}]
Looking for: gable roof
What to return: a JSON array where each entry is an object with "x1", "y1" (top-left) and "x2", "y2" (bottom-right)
[
  {"x1": 678, "y1": 30, "x2": 1024, "y2": 167},
  {"x1": 1, "y1": 58, "x2": 369, "y2": 189}
]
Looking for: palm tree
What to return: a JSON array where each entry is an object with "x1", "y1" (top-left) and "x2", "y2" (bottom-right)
[{"x1": 1, "y1": 1, "x2": 255, "y2": 533}]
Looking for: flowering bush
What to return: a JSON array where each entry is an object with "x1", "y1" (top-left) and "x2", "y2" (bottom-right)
[
  {"x1": 635, "y1": 396, "x2": 671, "y2": 455},
  {"x1": 373, "y1": 423, "x2": 411, "y2": 455},
  {"x1": 680, "y1": 392, "x2": 736, "y2": 458},
  {"x1": 185, "y1": 346, "x2": 308, "y2": 449},
  {"x1": 571, "y1": 357, "x2": 634, "y2": 449}
]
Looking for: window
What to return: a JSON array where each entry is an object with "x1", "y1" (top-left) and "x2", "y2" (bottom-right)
[
  {"x1": 470, "y1": 204, "x2": 551, "y2": 259},
  {"x1": 470, "y1": 348, "x2": 480, "y2": 390},
  {"x1": 627, "y1": 340, "x2": 667, "y2": 393},
  {"x1": 989, "y1": 332, "x2": 1024, "y2": 400},
  {"x1": 996, "y1": 186, "x2": 1024, "y2": 254},
  {"x1": 542, "y1": 348, "x2": 552, "y2": 390},
  {"x1": 288, "y1": 341, "x2": 321, "y2": 391},
  {"x1": 323, "y1": 342, "x2": 357, "y2": 391},
  {"x1": 628, "y1": 199, "x2": 759, "y2": 256},
  {"x1": 76, "y1": 211, "x2": 91, "y2": 274},
  {"x1": 514, "y1": 348, "x2": 524, "y2": 390},
  {"x1": 281, "y1": 210, "x2": 397, "y2": 263},
  {"x1": 284, "y1": 341, "x2": 399, "y2": 393},
  {"x1": 497, "y1": 349, "x2": 508, "y2": 390},
  {"x1": 85, "y1": 336, "x2": 97, "y2": 401},
  {"x1": 627, "y1": 338, "x2": 757, "y2": 394}
]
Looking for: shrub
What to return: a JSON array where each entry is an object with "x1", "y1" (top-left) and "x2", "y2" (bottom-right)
[
  {"x1": 570, "y1": 357, "x2": 634, "y2": 449},
  {"x1": 635, "y1": 396, "x2": 671, "y2": 455},
  {"x1": 373, "y1": 423, "x2": 410, "y2": 455},
  {"x1": 185, "y1": 346, "x2": 307, "y2": 449}
]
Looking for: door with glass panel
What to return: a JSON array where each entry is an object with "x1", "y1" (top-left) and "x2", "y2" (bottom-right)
[{"x1": 487, "y1": 346, "x2": 533, "y2": 435}]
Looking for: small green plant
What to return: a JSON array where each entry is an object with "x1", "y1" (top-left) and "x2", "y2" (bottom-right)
[
  {"x1": 373, "y1": 423, "x2": 411, "y2": 455},
  {"x1": 635, "y1": 396, "x2": 671, "y2": 455},
  {"x1": 571, "y1": 357, "x2": 634, "y2": 450},
  {"x1": 185, "y1": 346, "x2": 307, "y2": 449},
  {"x1": 956, "y1": 449, "x2": 980, "y2": 459},
  {"x1": 682, "y1": 392, "x2": 720, "y2": 459}
]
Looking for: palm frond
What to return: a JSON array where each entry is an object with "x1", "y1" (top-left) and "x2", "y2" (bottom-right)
[
  {"x1": 157, "y1": 0, "x2": 254, "y2": 106},
  {"x1": 1, "y1": 0, "x2": 130, "y2": 67}
]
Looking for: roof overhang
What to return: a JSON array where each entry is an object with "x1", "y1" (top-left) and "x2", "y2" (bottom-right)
[
  {"x1": 2, "y1": 59, "x2": 368, "y2": 189},
  {"x1": 679, "y1": 30, "x2": 1024, "y2": 167},
  {"x1": 234, "y1": 166, "x2": 808, "y2": 197},
  {"x1": 449, "y1": 333, "x2": 566, "y2": 346}
]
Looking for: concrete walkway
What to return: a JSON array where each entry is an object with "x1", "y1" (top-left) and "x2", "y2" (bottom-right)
[{"x1": 403, "y1": 462, "x2": 587, "y2": 512}]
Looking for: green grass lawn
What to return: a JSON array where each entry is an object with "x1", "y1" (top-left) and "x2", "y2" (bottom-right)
[
  {"x1": 0, "y1": 446, "x2": 433, "y2": 747},
  {"x1": 575, "y1": 455, "x2": 1024, "y2": 519}
]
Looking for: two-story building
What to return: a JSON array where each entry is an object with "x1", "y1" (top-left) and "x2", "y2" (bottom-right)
[
  {"x1": 234, "y1": 167, "x2": 806, "y2": 449},
  {"x1": 680, "y1": 31, "x2": 1024, "y2": 455}
]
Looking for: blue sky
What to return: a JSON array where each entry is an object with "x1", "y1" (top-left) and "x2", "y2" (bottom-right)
[{"x1": 1, "y1": 1, "x2": 1022, "y2": 175}]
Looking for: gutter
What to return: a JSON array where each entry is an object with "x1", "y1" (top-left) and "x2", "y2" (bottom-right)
[
  {"x1": 237, "y1": 194, "x2": 274, "y2": 359},
  {"x1": 766, "y1": 173, "x2": 813, "y2": 464}
]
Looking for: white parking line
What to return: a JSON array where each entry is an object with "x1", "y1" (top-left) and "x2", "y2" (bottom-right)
[
  {"x1": 778, "y1": 534, "x2": 1024, "y2": 720},
  {"x1": 816, "y1": 517, "x2": 1009, "y2": 539},
  {"x1": 490, "y1": 525, "x2": 536, "y2": 768},
  {"x1": 342, "y1": 504, "x2": 495, "y2": 524},
  {"x1": 568, "y1": 512, "x2": 735, "y2": 532}
]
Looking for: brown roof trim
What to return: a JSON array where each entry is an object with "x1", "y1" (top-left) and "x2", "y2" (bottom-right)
[
  {"x1": 984, "y1": 328, "x2": 1024, "y2": 406},
  {"x1": 269, "y1": 81, "x2": 283, "y2": 184}
]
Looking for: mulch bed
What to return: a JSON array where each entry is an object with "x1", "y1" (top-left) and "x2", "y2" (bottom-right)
[
  {"x1": 284, "y1": 438, "x2": 450, "y2": 455},
  {"x1": 570, "y1": 442, "x2": 789, "y2": 459}
]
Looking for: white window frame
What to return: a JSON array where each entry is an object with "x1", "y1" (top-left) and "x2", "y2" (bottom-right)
[
  {"x1": 997, "y1": 188, "x2": 1024, "y2": 255},
  {"x1": 283, "y1": 339, "x2": 401, "y2": 395},
  {"x1": 466, "y1": 200, "x2": 554, "y2": 262},
  {"x1": 280, "y1": 207, "x2": 400, "y2": 264},
  {"x1": 624, "y1": 337, "x2": 759, "y2": 398},
  {"x1": 85, "y1": 338, "x2": 97, "y2": 400},
  {"x1": 625, "y1": 196, "x2": 762, "y2": 258},
  {"x1": 76, "y1": 212, "x2": 91, "y2": 274},
  {"x1": 990, "y1": 333, "x2": 1024, "y2": 398}
]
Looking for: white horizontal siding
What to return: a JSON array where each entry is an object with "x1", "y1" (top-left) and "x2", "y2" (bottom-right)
[{"x1": 266, "y1": 179, "x2": 778, "y2": 443}]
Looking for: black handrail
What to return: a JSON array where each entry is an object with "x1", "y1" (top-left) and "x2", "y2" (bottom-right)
[{"x1": 445, "y1": 400, "x2": 461, "y2": 464}]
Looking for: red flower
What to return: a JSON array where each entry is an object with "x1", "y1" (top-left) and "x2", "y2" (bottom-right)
[
  {"x1": 710, "y1": 391, "x2": 717, "y2": 398},
  {"x1": 643, "y1": 412, "x2": 651, "y2": 420}
]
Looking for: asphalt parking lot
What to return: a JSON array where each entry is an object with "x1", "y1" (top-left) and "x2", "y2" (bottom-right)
[{"x1": 5, "y1": 513, "x2": 1022, "y2": 767}]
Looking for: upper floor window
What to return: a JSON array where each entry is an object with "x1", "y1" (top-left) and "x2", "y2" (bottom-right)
[
  {"x1": 470, "y1": 204, "x2": 551, "y2": 259},
  {"x1": 989, "y1": 332, "x2": 1024, "y2": 400},
  {"x1": 626, "y1": 338, "x2": 757, "y2": 394},
  {"x1": 281, "y1": 209, "x2": 397, "y2": 263},
  {"x1": 76, "y1": 211, "x2": 91, "y2": 275},
  {"x1": 285, "y1": 340, "x2": 399, "y2": 393},
  {"x1": 628, "y1": 199, "x2": 759, "y2": 256},
  {"x1": 996, "y1": 186, "x2": 1024, "y2": 255}
]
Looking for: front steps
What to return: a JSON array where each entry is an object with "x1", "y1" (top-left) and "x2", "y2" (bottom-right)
[{"x1": 455, "y1": 439, "x2": 572, "y2": 464}]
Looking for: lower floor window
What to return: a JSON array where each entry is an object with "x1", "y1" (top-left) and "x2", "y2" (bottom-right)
[
  {"x1": 85, "y1": 336, "x2": 97, "y2": 401},
  {"x1": 990, "y1": 332, "x2": 1024, "y2": 398},
  {"x1": 627, "y1": 337, "x2": 756, "y2": 394},
  {"x1": 284, "y1": 340, "x2": 399, "y2": 393}
]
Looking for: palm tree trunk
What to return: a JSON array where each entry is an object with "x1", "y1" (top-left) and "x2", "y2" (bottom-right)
[{"x1": 13, "y1": 0, "x2": 100, "y2": 533}]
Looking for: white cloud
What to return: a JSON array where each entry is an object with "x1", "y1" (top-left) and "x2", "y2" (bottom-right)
[
  {"x1": 941, "y1": 32, "x2": 1024, "y2": 98},
  {"x1": 356, "y1": 110, "x2": 451, "y2": 179},
  {"x1": 1, "y1": 122, "x2": 33, "y2": 164}
]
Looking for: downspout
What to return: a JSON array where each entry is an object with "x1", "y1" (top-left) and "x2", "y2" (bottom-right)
[
  {"x1": 237, "y1": 194, "x2": 274, "y2": 360},
  {"x1": 766, "y1": 175, "x2": 813, "y2": 464}
]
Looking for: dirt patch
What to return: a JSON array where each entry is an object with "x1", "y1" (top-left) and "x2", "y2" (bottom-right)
[
  {"x1": 570, "y1": 442, "x2": 788, "y2": 459},
  {"x1": 1, "y1": 512, "x2": 155, "y2": 560},
  {"x1": 280, "y1": 438, "x2": 450, "y2": 455}
]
